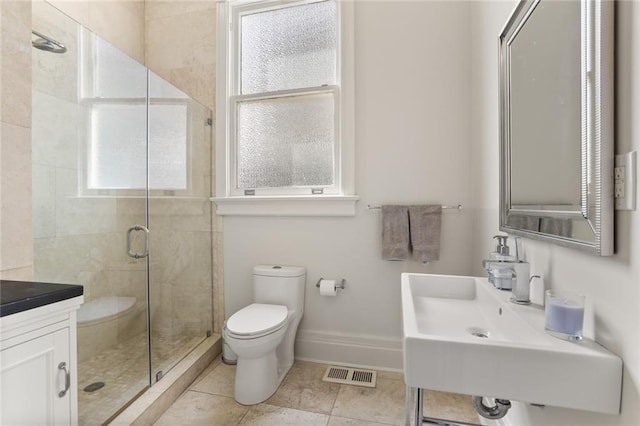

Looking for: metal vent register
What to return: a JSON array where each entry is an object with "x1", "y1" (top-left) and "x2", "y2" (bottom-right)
[{"x1": 322, "y1": 366, "x2": 377, "y2": 388}]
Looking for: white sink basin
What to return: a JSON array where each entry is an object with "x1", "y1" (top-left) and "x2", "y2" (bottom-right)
[{"x1": 401, "y1": 273, "x2": 622, "y2": 414}]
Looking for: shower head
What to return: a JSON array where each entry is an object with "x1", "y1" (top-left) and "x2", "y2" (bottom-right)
[{"x1": 32, "y1": 30, "x2": 67, "y2": 54}]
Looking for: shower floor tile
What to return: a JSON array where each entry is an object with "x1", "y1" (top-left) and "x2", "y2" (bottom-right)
[{"x1": 77, "y1": 331, "x2": 203, "y2": 426}]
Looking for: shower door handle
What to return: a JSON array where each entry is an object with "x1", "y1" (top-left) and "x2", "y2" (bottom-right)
[{"x1": 127, "y1": 225, "x2": 149, "y2": 259}]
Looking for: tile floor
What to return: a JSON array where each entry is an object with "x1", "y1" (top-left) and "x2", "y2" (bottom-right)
[
  {"x1": 154, "y1": 356, "x2": 480, "y2": 425},
  {"x1": 79, "y1": 332, "x2": 204, "y2": 425}
]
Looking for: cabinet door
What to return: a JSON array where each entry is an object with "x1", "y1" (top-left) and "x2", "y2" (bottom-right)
[{"x1": 1, "y1": 327, "x2": 71, "y2": 425}]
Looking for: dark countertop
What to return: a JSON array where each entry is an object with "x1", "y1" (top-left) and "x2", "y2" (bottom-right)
[{"x1": 0, "y1": 280, "x2": 84, "y2": 317}]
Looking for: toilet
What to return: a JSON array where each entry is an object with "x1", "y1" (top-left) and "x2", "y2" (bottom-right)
[{"x1": 224, "y1": 265, "x2": 305, "y2": 405}]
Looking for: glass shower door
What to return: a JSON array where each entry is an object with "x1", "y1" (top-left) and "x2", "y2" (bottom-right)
[
  {"x1": 32, "y1": 2, "x2": 215, "y2": 423},
  {"x1": 32, "y1": 3, "x2": 151, "y2": 422},
  {"x1": 147, "y1": 72, "x2": 213, "y2": 382},
  {"x1": 75, "y1": 28, "x2": 153, "y2": 423}
]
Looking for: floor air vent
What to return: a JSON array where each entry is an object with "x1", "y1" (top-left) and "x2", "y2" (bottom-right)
[{"x1": 322, "y1": 366, "x2": 377, "y2": 388}]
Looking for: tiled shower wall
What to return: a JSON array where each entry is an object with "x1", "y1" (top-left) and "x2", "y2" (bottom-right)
[
  {"x1": 2, "y1": 0, "x2": 222, "y2": 334},
  {"x1": 1, "y1": 1, "x2": 33, "y2": 281},
  {"x1": 30, "y1": 0, "x2": 139, "y2": 307},
  {"x1": 1, "y1": 0, "x2": 145, "y2": 278},
  {"x1": 145, "y1": 1, "x2": 222, "y2": 333},
  {"x1": 46, "y1": 0, "x2": 145, "y2": 63},
  {"x1": 144, "y1": 1, "x2": 216, "y2": 110}
]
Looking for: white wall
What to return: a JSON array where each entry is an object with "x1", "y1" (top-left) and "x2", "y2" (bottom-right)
[
  {"x1": 470, "y1": 1, "x2": 640, "y2": 425},
  {"x1": 223, "y1": 1, "x2": 473, "y2": 370}
]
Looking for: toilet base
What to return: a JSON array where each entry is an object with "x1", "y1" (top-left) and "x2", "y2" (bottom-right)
[{"x1": 234, "y1": 351, "x2": 288, "y2": 405}]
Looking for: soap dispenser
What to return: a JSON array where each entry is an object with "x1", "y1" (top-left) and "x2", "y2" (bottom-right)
[
  {"x1": 484, "y1": 235, "x2": 516, "y2": 288},
  {"x1": 490, "y1": 235, "x2": 514, "y2": 261}
]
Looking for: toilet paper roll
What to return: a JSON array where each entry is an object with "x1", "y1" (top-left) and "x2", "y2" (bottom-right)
[{"x1": 319, "y1": 279, "x2": 337, "y2": 296}]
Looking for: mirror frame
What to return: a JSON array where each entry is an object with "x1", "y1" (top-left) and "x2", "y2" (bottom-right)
[{"x1": 499, "y1": 0, "x2": 614, "y2": 256}]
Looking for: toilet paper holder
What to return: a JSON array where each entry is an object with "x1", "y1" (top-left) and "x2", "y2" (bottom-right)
[{"x1": 316, "y1": 278, "x2": 346, "y2": 291}]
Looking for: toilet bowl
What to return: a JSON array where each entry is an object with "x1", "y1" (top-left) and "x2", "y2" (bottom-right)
[
  {"x1": 224, "y1": 304, "x2": 290, "y2": 404},
  {"x1": 224, "y1": 265, "x2": 305, "y2": 405}
]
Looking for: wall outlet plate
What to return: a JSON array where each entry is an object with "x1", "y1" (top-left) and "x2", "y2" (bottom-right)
[{"x1": 615, "y1": 151, "x2": 636, "y2": 211}]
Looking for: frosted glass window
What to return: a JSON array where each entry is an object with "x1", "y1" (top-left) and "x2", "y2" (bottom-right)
[
  {"x1": 89, "y1": 104, "x2": 188, "y2": 190},
  {"x1": 149, "y1": 104, "x2": 188, "y2": 190},
  {"x1": 240, "y1": 1, "x2": 337, "y2": 94},
  {"x1": 91, "y1": 37, "x2": 147, "y2": 98},
  {"x1": 236, "y1": 94, "x2": 335, "y2": 189},
  {"x1": 89, "y1": 104, "x2": 147, "y2": 189}
]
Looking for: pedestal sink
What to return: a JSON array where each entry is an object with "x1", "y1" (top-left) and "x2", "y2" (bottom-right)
[{"x1": 401, "y1": 273, "x2": 622, "y2": 416}]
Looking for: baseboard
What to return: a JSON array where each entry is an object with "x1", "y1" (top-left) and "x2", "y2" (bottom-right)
[{"x1": 294, "y1": 329, "x2": 403, "y2": 372}]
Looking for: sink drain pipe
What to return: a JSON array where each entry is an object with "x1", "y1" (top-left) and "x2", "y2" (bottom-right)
[{"x1": 471, "y1": 396, "x2": 512, "y2": 420}]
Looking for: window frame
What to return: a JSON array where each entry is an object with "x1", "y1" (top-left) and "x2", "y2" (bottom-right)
[{"x1": 215, "y1": 0, "x2": 357, "y2": 215}]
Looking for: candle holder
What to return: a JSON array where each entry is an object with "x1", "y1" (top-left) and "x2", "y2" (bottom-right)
[{"x1": 544, "y1": 290, "x2": 585, "y2": 341}]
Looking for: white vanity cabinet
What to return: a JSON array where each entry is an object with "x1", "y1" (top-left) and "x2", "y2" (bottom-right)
[{"x1": 1, "y1": 290, "x2": 83, "y2": 426}]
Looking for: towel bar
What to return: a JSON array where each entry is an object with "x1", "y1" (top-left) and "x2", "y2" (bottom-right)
[{"x1": 367, "y1": 204, "x2": 462, "y2": 210}]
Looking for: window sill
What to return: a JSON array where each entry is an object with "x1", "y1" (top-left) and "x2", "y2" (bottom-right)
[{"x1": 211, "y1": 195, "x2": 360, "y2": 217}]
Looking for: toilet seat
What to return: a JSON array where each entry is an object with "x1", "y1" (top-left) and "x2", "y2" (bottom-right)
[{"x1": 227, "y1": 303, "x2": 288, "y2": 339}]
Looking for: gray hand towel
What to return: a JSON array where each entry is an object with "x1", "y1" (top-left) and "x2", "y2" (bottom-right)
[
  {"x1": 381, "y1": 205, "x2": 410, "y2": 261},
  {"x1": 408, "y1": 205, "x2": 442, "y2": 264}
]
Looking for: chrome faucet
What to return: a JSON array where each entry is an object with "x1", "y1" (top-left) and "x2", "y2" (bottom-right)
[
  {"x1": 482, "y1": 235, "x2": 515, "y2": 288},
  {"x1": 482, "y1": 259, "x2": 515, "y2": 290},
  {"x1": 482, "y1": 259, "x2": 536, "y2": 303},
  {"x1": 509, "y1": 262, "x2": 534, "y2": 304},
  {"x1": 482, "y1": 237, "x2": 540, "y2": 304}
]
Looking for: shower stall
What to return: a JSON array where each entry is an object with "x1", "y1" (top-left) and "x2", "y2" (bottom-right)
[{"x1": 31, "y1": 3, "x2": 214, "y2": 424}]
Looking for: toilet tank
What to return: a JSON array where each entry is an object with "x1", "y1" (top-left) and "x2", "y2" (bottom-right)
[{"x1": 253, "y1": 265, "x2": 306, "y2": 313}]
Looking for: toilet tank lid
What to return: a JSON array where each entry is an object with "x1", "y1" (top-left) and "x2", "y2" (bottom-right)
[{"x1": 254, "y1": 265, "x2": 305, "y2": 277}]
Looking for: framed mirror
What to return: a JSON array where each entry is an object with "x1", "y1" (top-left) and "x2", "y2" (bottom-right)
[{"x1": 499, "y1": 0, "x2": 614, "y2": 255}]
